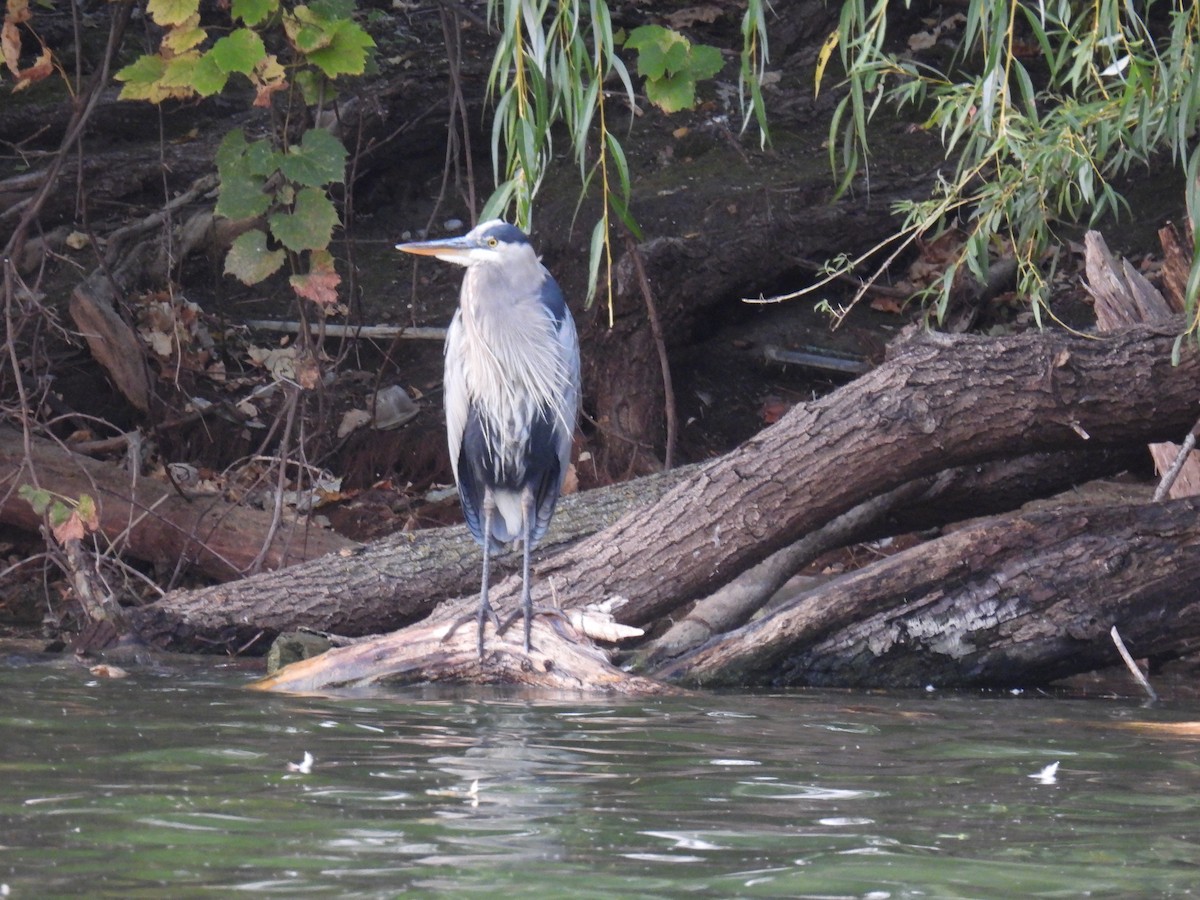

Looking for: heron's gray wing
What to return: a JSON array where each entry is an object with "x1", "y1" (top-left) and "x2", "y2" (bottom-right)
[
  {"x1": 528, "y1": 275, "x2": 580, "y2": 545},
  {"x1": 443, "y1": 309, "x2": 468, "y2": 484}
]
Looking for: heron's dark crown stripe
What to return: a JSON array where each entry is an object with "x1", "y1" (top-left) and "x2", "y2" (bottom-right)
[{"x1": 477, "y1": 221, "x2": 531, "y2": 247}]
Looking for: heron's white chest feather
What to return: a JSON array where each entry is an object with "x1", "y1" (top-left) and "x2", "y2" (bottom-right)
[{"x1": 458, "y1": 269, "x2": 570, "y2": 455}]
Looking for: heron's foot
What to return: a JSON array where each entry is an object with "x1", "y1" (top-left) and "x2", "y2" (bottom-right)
[
  {"x1": 439, "y1": 604, "x2": 502, "y2": 659},
  {"x1": 496, "y1": 606, "x2": 577, "y2": 651}
]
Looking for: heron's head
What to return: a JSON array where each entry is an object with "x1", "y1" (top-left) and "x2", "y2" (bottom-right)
[{"x1": 395, "y1": 220, "x2": 532, "y2": 268}]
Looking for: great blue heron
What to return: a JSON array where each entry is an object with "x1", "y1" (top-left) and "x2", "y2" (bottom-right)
[{"x1": 396, "y1": 220, "x2": 580, "y2": 657}]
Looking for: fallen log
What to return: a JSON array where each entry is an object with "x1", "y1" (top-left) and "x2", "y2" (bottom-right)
[
  {"x1": 633, "y1": 446, "x2": 1144, "y2": 668},
  {"x1": 0, "y1": 427, "x2": 353, "y2": 581},
  {"x1": 547, "y1": 322, "x2": 1199, "y2": 635},
  {"x1": 237, "y1": 323, "x2": 1200, "y2": 691},
  {"x1": 250, "y1": 613, "x2": 672, "y2": 695},
  {"x1": 124, "y1": 466, "x2": 696, "y2": 648},
  {"x1": 658, "y1": 495, "x2": 1200, "y2": 689}
]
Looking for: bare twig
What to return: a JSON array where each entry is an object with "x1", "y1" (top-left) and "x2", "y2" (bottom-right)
[
  {"x1": 3, "y1": 260, "x2": 40, "y2": 495},
  {"x1": 248, "y1": 385, "x2": 301, "y2": 575},
  {"x1": 1152, "y1": 416, "x2": 1200, "y2": 502},
  {"x1": 1110, "y1": 625, "x2": 1157, "y2": 702},
  {"x1": 244, "y1": 320, "x2": 446, "y2": 341}
]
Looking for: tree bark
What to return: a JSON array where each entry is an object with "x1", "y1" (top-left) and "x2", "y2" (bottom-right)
[
  {"x1": 562, "y1": 323, "x2": 1198, "y2": 632},
  {"x1": 631, "y1": 445, "x2": 1144, "y2": 668},
  {"x1": 658, "y1": 496, "x2": 1200, "y2": 688},
  {"x1": 1084, "y1": 229, "x2": 1200, "y2": 498}
]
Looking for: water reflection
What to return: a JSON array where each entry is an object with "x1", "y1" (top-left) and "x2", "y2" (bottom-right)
[{"x1": 2, "y1": 661, "x2": 1200, "y2": 896}]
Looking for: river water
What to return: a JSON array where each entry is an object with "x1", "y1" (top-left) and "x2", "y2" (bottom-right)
[{"x1": 2, "y1": 655, "x2": 1198, "y2": 897}]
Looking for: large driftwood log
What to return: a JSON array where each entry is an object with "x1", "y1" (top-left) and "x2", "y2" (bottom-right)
[
  {"x1": 632, "y1": 445, "x2": 1144, "y2": 668},
  {"x1": 143, "y1": 325, "x2": 1198, "y2": 680},
  {"x1": 251, "y1": 614, "x2": 672, "y2": 695},
  {"x1": 658, "y1": 496, "x2": 1200, "y2": 688},
  {"x1": 124, "y1": 466, "x2": 695, "y2": 648},
  {"x1": 546, "y1": 323, "x2": 1198, "y2": 632},
  {"x1": 123, "y1": 445, "x2": 1137, "y2": 654}
]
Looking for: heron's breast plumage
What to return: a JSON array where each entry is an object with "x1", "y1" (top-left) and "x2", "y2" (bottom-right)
[{"x1": 445, "y1": 255, "x2": 578, "y2": 547}]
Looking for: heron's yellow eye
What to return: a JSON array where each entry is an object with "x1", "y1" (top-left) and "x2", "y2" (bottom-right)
[{"x1": 487, "y1": 237, "x2": 498, "y2": 248}]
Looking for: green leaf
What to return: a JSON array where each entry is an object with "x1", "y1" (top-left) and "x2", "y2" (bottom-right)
[
  {"x1": 114, "y1": 55, "x2": 168, "y2": 101},
  {"x1": 162, "y1": 15, "x2": 207, "y2": 55},
  {"x1": 608, "y1": 190, "x2": 641, "y2": 239},
  {"x1": 216, "y1": 130, "x2": 278, "y2": 178},
  {"x1": 232, "y1": 0, "x2": 278, "y2": 27},
  {"x1": 217, "y1": 173, "x2": 271, "y2": 220},
  {"x1": 604, "y1": 131, "x2": 631, "y2": 201},
  {"x1": 147, "y1": 0, "x2": 200, "y2": 27},
  {"x1": 211, "y1": 28, "x2": 266, "y2": 76},
  {"x1": 625, "y1": 25, "x2": 679, "y2": 81},
  {"x1": 76, "y1": 494, "x2": 99, "y2": 529},
  {"x1": 225, "y1": 229, "x2": 285, "y2": 284},
  {"x1": 18, "y1": 484, "x2": 52, "y2": 516},
  {"x1": 159, "y1": 51, "x2": 229, "y2": 97},
  {"x1": 645, "y1": 72, "x2": 697, "y2": 114},
  {"x1": 48, "y1": 500, "x2": 72, "y2": 529},
  {"x1": 278, "y1": 128, "x2": 348, "y2": 187},
  {"x1": 586, "y1": 217, "x2": 605, "y2": 302},
  {"x1": 305, "y1": 18, "x2": 375, "y2": 78},
  {"x1": 687, "y1": 43, "x2": 724, "y2": 81},
  {"x1": 189, "y1": 52, "x2": 231, "y2": 96},
  {"x1": 268, "y1": 187, "x2": 340, "y2": 252},
  {"x1": 293, "y1": 69, "x2": 323, "y2": 105},
  {"x1": 215, "y1": 130, "x2": 278, "y2": 220}
]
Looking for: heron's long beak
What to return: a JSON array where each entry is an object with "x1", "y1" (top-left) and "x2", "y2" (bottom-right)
[{"x1": 395, "y1": 235, "x2": 473, "y2": 264}]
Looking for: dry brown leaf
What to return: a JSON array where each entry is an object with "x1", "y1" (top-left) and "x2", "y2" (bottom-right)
[
  {"x1": 295, "y1": 352, "x2": 321, "y2": 390},
  {"x1": 870, "y1": 296, "x2": 904, "y2": 315},
  {"x1": 1, "y1": 19, "x2": 21, "y2": 77},
  {"x1": 290, "y1": 266, "x2": 341, "y2": 306},
  {"x1": 52, "y1": 511, "x2": 86, "y2": 544},
  {"x1": 664, "y1": 4, "x2": 723, "y2": 28},
  {"x1": 6, "y1": 0, "x2": 32, "y2": 26}
]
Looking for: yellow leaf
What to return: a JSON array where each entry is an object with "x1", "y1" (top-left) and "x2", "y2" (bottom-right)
[
  {"x1": 147, "y1": 0, "x2": 200, "y2": 28},
  {"x1": 163, "y1": 14, "x2": 206, "y2": 56},
  {"x1": 814, "y1": 29, "x2": 839, "y2": 99}
]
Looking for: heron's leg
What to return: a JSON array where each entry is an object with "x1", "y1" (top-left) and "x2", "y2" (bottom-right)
[
  {"x1": 495, "y1": 489, "x2": 579, "y2": 650},
  {"x1": 477, "y1": 488, "x2": 498, "y2": 658},
  {"x1": 520, "y1": 488, "x2": 535, "y2": 653}
]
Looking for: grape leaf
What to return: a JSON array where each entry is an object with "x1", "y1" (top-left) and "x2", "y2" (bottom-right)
[
  {"x1": 290, "y1": 250, "x2": 341, "y2": 306},
  {"x1": 225, "y1": 229, "x2": 285, "y2": 284},
  {"x1": 147, "y1": 0, "x2": 201, "y2": 28},
  {"x1": 232, "y1": 0, "x2": 278, "y2": 27},
  {"x1": 211, "y1": 28, "x2": 266, "y2": 76},
  {"x1": 17, "y1": 484, "x2": 51, "y2": 516},
  {"x1": 269, "y1": 187, "x2": 340, "y2": 252},
  {"x1": 279, "y1": 128, "x2": 347, "y2": 187},
  {"x1": 305, "y1": 18, "x2": 375, "y2": 77}
]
